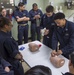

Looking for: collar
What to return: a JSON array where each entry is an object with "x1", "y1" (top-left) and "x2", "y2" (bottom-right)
[{"x1": 32, "y1": 9, "x2": 39, "y2": 12}]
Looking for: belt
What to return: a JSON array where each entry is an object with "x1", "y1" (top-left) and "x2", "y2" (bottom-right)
[{"x1": 18, "y1": 23, "x2": 27, "y2": 26}]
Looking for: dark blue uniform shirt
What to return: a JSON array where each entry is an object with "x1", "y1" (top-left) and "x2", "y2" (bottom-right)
[
  {"x1": 0, "y1": 31, "x2": 24, "y2": 75},
  {"x1": 52, "y1": 20, "x2": 74, "y2": 58},
  {"x1": 40, "y1": 13, "x2": 55, "y2": 36},
  {"x1": 14, "y1": 10, "x2": 29, "y2": 24},
  {"x1": 40, "y1": 13, "x2": 55, "y2": 29},
  {"x1": 29, "y1": 9, "x2": 43, "y2": 23},
  {"x1": 0, "y1": 31, "x2": 19, "y2": 62}
]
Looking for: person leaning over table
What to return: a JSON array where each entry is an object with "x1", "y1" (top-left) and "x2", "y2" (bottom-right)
[
  {"x1": 0, "y1": 56, "x2": 14, "y2": 75},
  {"x1": 25, "y1": 65, "x2": 52, "y2": 75},
  {"x1": 0, "y1": 17, "x2": 24, "y2": 75},
  {"x1": 14, "y1": 2, "x2": 30, "y2": 45},
  {"x1": 63, "y1": 52, "x2": 74, "y2": 75},
  {"x1": 51, "y1": 12, "x2": 74, "y2": 59}
]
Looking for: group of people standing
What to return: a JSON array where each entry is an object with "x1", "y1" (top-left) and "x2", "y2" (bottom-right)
[
  {"x1": 14, "y1": 2, "x2": 43, "y2": 45},
  {"x1": 13, "y1": 2, "x2": 55, "y2": 50}
]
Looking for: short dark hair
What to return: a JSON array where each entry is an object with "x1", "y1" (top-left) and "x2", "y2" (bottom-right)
[
  {"x1": 18, "y1": 2, "x2": 24, "y2": 7},
  {"x1": 0, "y1": 8, "x2": 6, "y2": 12},
  {"x1": 46, "y1": 5, "x2": 54, "y2": 13},
  {"x1": 25, "y1": 65, "x2": 52, "y2": 75},
  {"x1": 32, "y1": 3, "x2": 38, "y2": 8},
  {"x1": 69, "y1": 52, "x2": 74, "y2": 67},
  {"x1": 54, "y1": 12, "x2": 65, "y2": 20},
  {"x1": 0, "y1": 17, "x2": 11, "y2": 28}
]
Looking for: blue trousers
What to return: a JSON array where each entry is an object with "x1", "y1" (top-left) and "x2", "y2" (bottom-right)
[
  {"x1": 18, "y1": 25, "x2": 28, "y2": 45},
  {"x1": 31, "y1": 24, "x2": 40, "y2": 41}
]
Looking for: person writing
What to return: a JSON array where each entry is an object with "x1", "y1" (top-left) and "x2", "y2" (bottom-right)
[{"x1": 51, "y1": 12, "x2": 74, "y2": 59}]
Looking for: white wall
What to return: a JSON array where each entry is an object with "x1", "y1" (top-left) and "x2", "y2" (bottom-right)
[
  {"x1": 45, "y1": 0, "x2": 74, "y2": 17},
  {"x1": 26, "y1": 0, "x2": 44, "y2": 12}
]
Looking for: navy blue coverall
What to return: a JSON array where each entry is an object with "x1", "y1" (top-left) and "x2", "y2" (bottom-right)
[
  {"x1": 29, "y1": 9, "x2": 43, "y2": 41},
  {"x1": 0, "y1": 31, "x2": 24, "y2": 75},
  {"x1": 40, "y1": 13, "x2": 55, "y2": 48},
  {"x1": 0, "y1": 57, "x2": 14, "y2": 75},
  {"x1": 52, "y1": 20, "x2": 74, "y2": 59},
  {"x1": 14, "y1": 9, "x2": 29, "y2": 45}
]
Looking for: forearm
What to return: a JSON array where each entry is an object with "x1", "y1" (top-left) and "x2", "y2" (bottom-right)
[
  {"x1": 23, "y1": 17, "x2": 30, "y2": 21},
  {"x1": 17, "y1": 17, "x2": 24, "y2": 22}
]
